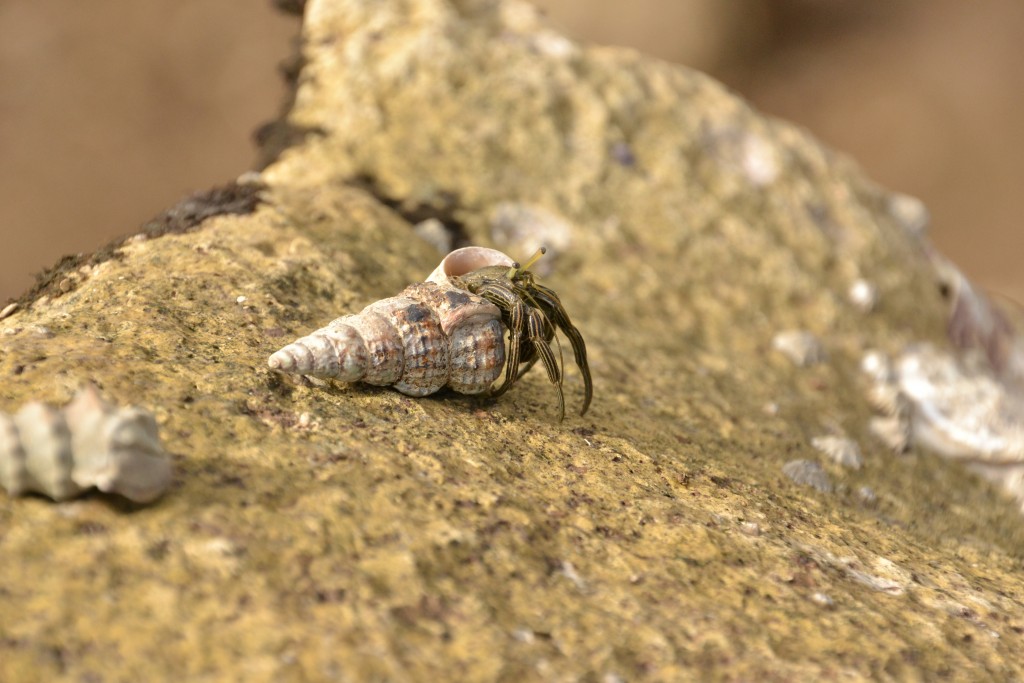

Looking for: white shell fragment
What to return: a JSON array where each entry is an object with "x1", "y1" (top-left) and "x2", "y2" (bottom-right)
[
  {"x1": 771, "y1": 330, "x2": 826, "y2": 367},
  {"x1": 897, "y1": 345, "x2": 1024, "y2": 462},
  {"x1": 270, "y1": 247, "x2": 513, "y2": 397},
  {"x1": 782, "y1": 459, "x2": 833, "y2": 493},
  {"x1": 862, "y1": 344, "x2": 1024, "y2": 508},
  {"x1": 811, "y1": 435, "x2": 863, "y2": 471},
  {"x1": 0, "y1": 387, "x2": 172, "y2": 503}
]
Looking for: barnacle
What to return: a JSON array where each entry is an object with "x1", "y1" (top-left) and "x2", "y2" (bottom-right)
[
  {"x1": 0, "y1": 386, "x2": 172, "y2": 503},
  {"x1": 269, "y1": 246, "x2": 593, "y2": 419}
]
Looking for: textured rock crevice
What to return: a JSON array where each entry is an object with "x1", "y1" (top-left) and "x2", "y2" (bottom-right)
[{"x1": 2, "y1": 0, "x2": 1024, "y2": 680}]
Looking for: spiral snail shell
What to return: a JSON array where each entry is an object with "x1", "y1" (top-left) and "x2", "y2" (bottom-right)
[
  {"x1": 268, "y1": 247, "x2": 514, "y2": 396},
  {"x1": 0, "y1": 386, "x2": 173, "y2": 503}
]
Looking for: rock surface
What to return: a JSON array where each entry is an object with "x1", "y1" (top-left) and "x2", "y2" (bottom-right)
[{"x1": 2, "y1": 0, "x2": 1024, "y2": 680}]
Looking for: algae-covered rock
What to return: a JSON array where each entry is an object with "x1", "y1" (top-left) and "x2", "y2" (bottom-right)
[{"x1": 3, "y1": 0, "x2": 1024, "y2": 680}]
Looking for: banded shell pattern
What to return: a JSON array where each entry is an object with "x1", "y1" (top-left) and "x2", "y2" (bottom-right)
[
  {"x1": 269, "y1": 247, "x2": 514, "y2": 397},
  {"x1": 0, "y1": 386, "x2": 173, "y2": 503}
]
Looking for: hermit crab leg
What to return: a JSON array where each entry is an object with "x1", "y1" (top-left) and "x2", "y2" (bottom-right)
[
  {"x1": 529, "y1": 283, "x2": 593, "y2": 416},
  {"x1": 514, "y1": 313, "x2": 556, "y2": 380},
  {"x1": 525, "y1": 307, "x2": 565, "y2": 421},
  {"x1": 474, "y1": 282, "x2": 527, "y2": 397},
  {"x1": 511, "y1": 252, "x2": 590, "y2": 416}
]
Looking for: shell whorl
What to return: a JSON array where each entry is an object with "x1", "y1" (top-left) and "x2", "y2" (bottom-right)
[
  {"x1": 268, "y1": 247, "x2": 515, "y2": 396},
  {"x1": 0, "y1": 387, "x2": 172, "y2": 503}
]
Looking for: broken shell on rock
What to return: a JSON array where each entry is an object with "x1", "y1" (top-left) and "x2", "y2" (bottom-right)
[
  {"x1": 811, "y1": 435, "x2": 864, "y2": 470},
  {"x1": 896, "y1": 344, "x2": 1024, "y2": 462},
  {"x1": 0, "y1": 386, "x2": 172, "y2": 503},
  {"x1": 782, "y1": 459, "x2": 833, "y2": 493},
  {"x1": 269, "y1": 247, "x2": 515, "y2": 396}
]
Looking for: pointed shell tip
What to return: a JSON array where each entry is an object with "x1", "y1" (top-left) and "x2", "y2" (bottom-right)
[{"x1": 268, "y1": 352, "x2": 290, "y2": 372}]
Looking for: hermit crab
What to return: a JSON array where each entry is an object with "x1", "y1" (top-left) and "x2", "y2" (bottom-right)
[{"x1": 268, "y1": 246, "x2": 592, "y2": 420}]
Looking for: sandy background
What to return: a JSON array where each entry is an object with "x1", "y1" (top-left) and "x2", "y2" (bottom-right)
[{"x1": 2, "y1": 0, "x2": 1022, "y2": 303}]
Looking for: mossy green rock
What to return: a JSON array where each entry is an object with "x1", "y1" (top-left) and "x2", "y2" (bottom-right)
[{"x1": 2, "y1": 1, "x2": 1023, "y2": 680}]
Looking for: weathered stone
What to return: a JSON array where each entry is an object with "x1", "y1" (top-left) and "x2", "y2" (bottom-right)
[{"x1": 2, "y1": 0, "x2": 1024, "y2": 680}]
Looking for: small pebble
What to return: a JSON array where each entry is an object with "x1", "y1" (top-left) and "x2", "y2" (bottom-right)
[
  {"x1": 236, "y1": 170, "x2": 264, "y2": 185},
  {"x1": 772, "y1": 330, "x2": 825, "y2": 367},
  {"x1": 610, "y1": 141, "x2": 636, "y2": 167},
  {"x1": 782, "y1": 459, "x2": 833, "y2": 493},
  {"x1": 511, "y1": 628, "x2": 535, "y2": 643},
  {"x1": 739, "y1": 521, "x2": 762, "y2": 537},
  {"x1": 559, "y1": 560, "x2": 586, "y2": 591},
  {"x1": 848, "y1": 279, "x2": 879, "y2": 312},
  {"x1": 0, "y1": 302, "x2": 18, "y2": 321},
  {"x1": 857, "y1": 486, "x2": 877, "y2": 504},
  {"x1": 740, "y1": 133, "x2": 780, "y2": 187},
  {"x1": 860, "y1": 353, "x2": 886, "y2": 379},
  {"x1": 413, "y1": 218, "x2": 454, "y2": 254},
  {"x1": 810, "y1": 592, "x2": 835, "y2": 608},
  {"x1": 888, "y1": 193, "x2": 929, "y2": 237}
]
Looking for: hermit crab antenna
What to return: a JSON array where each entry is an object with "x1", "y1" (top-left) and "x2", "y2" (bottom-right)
[{"x1": 507, "y1": 246, "x2": 547, "y2": 278}]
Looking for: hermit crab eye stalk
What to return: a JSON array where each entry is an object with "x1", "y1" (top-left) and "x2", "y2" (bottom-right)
[{"x1": 506, "y1": 246, "x2": 547, "y2": 280}]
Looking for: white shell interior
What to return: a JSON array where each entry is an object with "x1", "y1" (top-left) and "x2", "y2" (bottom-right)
[{"x1": 426, "y1": 246, "x2": 516, "y2": 286}]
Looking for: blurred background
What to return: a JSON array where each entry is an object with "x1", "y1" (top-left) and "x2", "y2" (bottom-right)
[{"x1": 2, "y1": 0, "x2": 1022, "y2": 303}]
